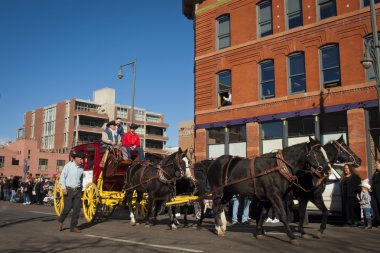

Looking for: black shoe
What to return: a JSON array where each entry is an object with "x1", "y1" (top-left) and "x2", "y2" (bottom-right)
[{"x1": 242, "y1": 221, "x2": 250, "y2": 225}]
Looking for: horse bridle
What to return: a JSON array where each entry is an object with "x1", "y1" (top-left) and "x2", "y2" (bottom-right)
[
  {"x1": 159, "y1": 151, "x2": 189, "y2": 181},
  {"x1": 306, "y1": 144, "x2": 332, "y2": 178},
  {"x1": 332, "y1": 140, "x2": 358, "y2": 167}
]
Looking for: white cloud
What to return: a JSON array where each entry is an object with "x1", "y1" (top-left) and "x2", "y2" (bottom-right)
[{"x1": 0, "y1": 137, "x2": 11, "y2": 145}]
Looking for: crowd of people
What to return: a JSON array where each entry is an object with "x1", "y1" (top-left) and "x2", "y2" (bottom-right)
[{"x1": 0, "y1": 174, "x2": 54, "y2": 205}]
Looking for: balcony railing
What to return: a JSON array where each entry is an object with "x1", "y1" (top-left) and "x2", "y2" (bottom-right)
[{"x1": 145, "y1": 134, "x2": 169, "y2": 141}]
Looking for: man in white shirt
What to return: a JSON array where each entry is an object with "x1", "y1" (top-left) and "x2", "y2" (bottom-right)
[
  {"x1": 222, "y1": 90, "x2": 232, "y2": 106},
  {"x1": 57, "y1": 152, "x2": 85, "y2": 233}
]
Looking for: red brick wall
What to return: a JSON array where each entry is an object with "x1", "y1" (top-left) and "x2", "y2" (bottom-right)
[{"x1": 347, "y1": 108, "x2": 368, "y2": 179}]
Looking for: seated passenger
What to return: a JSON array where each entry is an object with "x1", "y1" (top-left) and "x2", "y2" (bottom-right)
[
  {"x1": 121, "y1": 123, "x2": 145, "y2": 161},
  {"x1": 100, "y1": 121, "x2": 121, "y2": 167},
  {"x1": 101, "y1": 121, "x2": 120, "y2": 147}
]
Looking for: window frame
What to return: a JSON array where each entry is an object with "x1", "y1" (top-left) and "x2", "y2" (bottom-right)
[
  {"x1": 317, "y1": 0, "x2": 337, "y2": 20},
  {"x1": 0, "y1": 156, "x2": 4, "y2": 168},
  {"x1": 319, "y1": 44, "x2": 341, "y2": 88},
  {"x1": 285, "y1": 0, "x2": 303, "y2": 30},
  {"x1": 257, "y1": 0, "x2": 273, "y2": 38},
  {"x1": 362, "y1": 0, "x2": 380, "y2": 8},
  {"x1": 217, "y1": 70, "x2": 232, "y2": 107},
  {"x1": 216, "y1": 14, "x2": 231, "y2": 50},
  {"x1": 259, "y1": 59, "x2": 275, "y2": 99},
  {"x1": 287, "y1": 52, "x2": 306, "y2": 94}
]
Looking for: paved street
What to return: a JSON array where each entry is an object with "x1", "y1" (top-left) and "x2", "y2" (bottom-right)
[{"x1": 0, "y1": 202, "x2": 379, "y2": 253}]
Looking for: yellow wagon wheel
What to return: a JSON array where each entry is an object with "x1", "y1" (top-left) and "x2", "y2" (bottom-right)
[
  {"x1": 53, "y1": 177, "x2": 64, "y2": 216},
  {"x1": 82, "y1": 183, "x2": 100, "y2": 222}
]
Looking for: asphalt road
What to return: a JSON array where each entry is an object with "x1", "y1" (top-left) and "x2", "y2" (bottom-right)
[{"x1": 0, "y1": 202, "x2": 379, "y2": 253}]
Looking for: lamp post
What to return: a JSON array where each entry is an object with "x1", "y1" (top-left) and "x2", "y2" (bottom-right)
[
  {"x1": 118, "y1": 60, "x2": 137, "y2": 124},
  {"x1": 361, "y1": 0, "x2": 380, "y2": 118}
]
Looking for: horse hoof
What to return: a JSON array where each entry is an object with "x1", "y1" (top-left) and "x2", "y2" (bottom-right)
[
  {"x1": 217, "y1": 228, "x2": 226, "y2": 237},
  {"x1": 301, "y1": 234, "x2": 311, "y2": 239},
  {"x1": 145, "y1": 224, "x2": 151, "y2": 228},
  {"x1": 131, "y1": 222, "x2": 136, "y2": 226},
  {"x1": 316, "y1": 231, "x2": 322, "y2": 239},
  {"x1": 290, "y1": 239, "x2": 300, "y2": 246},
  {"x1": 256, "y1": 234, "x2": 264, "y2": 240}
]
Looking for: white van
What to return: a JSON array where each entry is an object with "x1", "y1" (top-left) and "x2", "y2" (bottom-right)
[{"x1": 306, "y1": 165, "x2": 343, "y2": 216}]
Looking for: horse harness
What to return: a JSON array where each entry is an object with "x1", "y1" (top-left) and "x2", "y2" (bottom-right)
[
  {"x1": 212, "y1": 145, "x2": 326, "y2": 196},
  {"x1": 124, "y1": 154, "x2": 184, "y2": 192}
]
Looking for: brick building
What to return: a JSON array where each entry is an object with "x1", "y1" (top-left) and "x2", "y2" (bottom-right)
[
  {"x1": 178, "y1": 120, "x2": 195, "y2": 151},
  {"x1": 183, "y1": 0, "x2": 379, "y2": 178},
  {"x1": 0, "y1": 87, "x2": 169, "y2": 178}
]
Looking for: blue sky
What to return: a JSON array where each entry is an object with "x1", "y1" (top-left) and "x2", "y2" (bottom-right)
[{"x1": 0, "y1": 0, "x2": 194, "y2": 147}]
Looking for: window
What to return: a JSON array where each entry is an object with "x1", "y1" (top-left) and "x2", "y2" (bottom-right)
[
  {"x1": 320, "y1": 112, "x2": 347, "y2": 144},
  {"x1": 320, "y1": 44, "x2": 341, "y2": 88},
  {"x1": 0, "y1": 156, "x2": 4, "y2": 168},
  {"x1": 38, "y1": 159, "x2": 48, "y2": 171},
  {"x1": 217, "y1": 70, "x2": 232, "y2": 107},
  {"x1": 217, "y1": 15, "x2": 230, "y2": 50},
  {"x1": 286, "y1": 0, "x2": 302, "y2": 29},
  {"x1": 208, "y1": 126, "x2": 247, "y2": 158},
  {"x1": 318, "y1": 0, "x2": 337, "y2": 20},
  {"x1": 56, "y1": 160, "x2": 65, "y2": 172},
  {"x1": 363, "y1": 0, "x2": 380, "y2": 7},
  {"x1": 261, "y1": 121, "x2": 283, "y2": 153},
  {"x1": 288, "y1": 116, "x2": 315, "y2": 137},
  {"x1": 12, "y1": 158, "x2": 19, "y2": 166},
  {"x1": 258, "y1": 0, "x2": 273, "y2": 38},
  {"x1": 259, "y1": 60, "x2": 275, "y2": 99},
  {"x1": 288, "y1": 52, "x2": 306, "y2": 93}
]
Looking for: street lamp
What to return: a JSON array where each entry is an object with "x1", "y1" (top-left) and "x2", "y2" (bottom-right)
[
  {"x1": 118, "y1": 59, "x2": 137, "y2": 124},
  {"x1": 361, "y1": 0, "x2": 380, "y2": 118}
]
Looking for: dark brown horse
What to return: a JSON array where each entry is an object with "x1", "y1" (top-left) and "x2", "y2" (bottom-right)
[
  {"x1": 206, "y1": 138, "x2": 330, "y2": 245},
  {"x1": 293, "y1": 136, "x2": 361, "y2": 239},
  {"x1": 123, "y1": 148, "x2": 191, "y2": 229}
]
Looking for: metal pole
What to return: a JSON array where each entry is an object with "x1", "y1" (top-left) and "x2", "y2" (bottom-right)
[
  {"x1": 131, "y1": 60, "x2": 136, "y2": 124},
  {"x1": 370, "y1": 0, "x2": 380, "y2": 118}
]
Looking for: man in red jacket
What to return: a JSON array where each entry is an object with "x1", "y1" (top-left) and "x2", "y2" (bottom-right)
[{"x1": 121, "y1": 123, "x2": 145, "y2": 161}]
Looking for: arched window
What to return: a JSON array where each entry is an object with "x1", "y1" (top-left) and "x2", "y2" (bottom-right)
[
  {"x1": 317, "y1": 0, "x2": 336, "y2": 20},
  {"x1": 259, "y1": 60, "x2": 275, "y2": 99},
  {"x1": 217, "y1": 70, "x2": 232, "y2": 107},
  {"x1": 319, "y1": 44, "x2": 341, "y2": 88},
  {"x1": 216, "y1": 15, "x2": 230, "y2": 50},
  {"x1": 285, "y1": 0, "x2": 303, "y2": 29},
  {"x1": 287, "y1": 52, "x2": 306, "y2": 93},
  {"x1": 257, "y1": 0, "x2": 273, "y2": 38}
]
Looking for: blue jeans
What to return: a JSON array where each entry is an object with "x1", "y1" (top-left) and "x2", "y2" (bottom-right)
[
  {"x1": 10, "y1": 190, "x2": 17, "y2": 202},
  {"x1": 123, "y1": 146, "x2": 145, "y2": 161},
  {"x1": 231, "y1": 196, "x2": 252, "y2": 223},
  {"x1": 362, "y1": 208, "x2": 371, "y2": 221},
  {"x1": 242, "y1": 198, "x2": 252, "y2": 223},
  {"x1": 231, "y1": 195, "x2": 239, "y2": 223}
]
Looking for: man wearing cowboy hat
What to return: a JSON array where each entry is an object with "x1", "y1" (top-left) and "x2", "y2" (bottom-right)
[
  {"x1": 57, "y1": 152, "x2": 85, "y2": 233},
  {"x1": 101, "y1": 120, "x2": 121, "y2": 147},
  {"x1": 121, "y1": 123, "x2": 145, "y2": 161}
]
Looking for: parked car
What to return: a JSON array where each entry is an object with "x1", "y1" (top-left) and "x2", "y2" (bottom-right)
[{"x1": 307, "y1": 165, "x2": 343, "y2": 216}]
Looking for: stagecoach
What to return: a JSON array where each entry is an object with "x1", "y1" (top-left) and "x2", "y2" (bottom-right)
[{"x1": 53, "y1": 142, "x2": 148, "y2": 222}]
